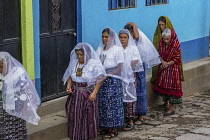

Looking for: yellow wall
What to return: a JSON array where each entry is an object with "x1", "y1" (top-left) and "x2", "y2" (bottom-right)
[{"x1": 20, "y1": 0, "x2": 35, "y2": 79}]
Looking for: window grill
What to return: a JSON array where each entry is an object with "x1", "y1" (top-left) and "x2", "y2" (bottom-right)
[{"x1": 109, "y1": 0, "x2": 136, "y2": 10}]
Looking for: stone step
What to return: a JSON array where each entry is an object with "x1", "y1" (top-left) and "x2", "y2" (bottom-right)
[
  {"x1": 27, "y1": 110, "x2": 68, "y2": 140},
  {"x1": 37, "y1": 96, "x2": 67, "y2": 117}
]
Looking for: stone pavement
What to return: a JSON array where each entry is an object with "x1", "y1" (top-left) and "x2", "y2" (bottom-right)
[{"x1": 62, "y1": 89, "x2": 210, "y2": 140}]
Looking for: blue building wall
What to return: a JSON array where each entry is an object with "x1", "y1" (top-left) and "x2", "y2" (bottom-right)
[
  {"x1": 80, "y1": 0, "x2": 210, "y2": 63},
  {"x1": 33, "y1": 0, "x2": 41, "y2": 96},
  {"x1": 31, "y1": 0, "x2": 210, "y2": 97}
]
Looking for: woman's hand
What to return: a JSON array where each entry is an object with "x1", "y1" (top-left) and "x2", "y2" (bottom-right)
[
  {"x1": 162, "y1": 60, "x2": 168, "y2": 67},
  {"x1": 89, "y1": 92, "x2": 97, "y2": 101},
  {"x1": 66, "y1": 87, "x2": 73, "y2": 93}
]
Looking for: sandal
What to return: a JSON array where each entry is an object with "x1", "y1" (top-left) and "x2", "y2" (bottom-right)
[
  {"x1": 134, "y1": 119, "x2": 143, "y2": 125},
  {"x1": 164, "y1": 107, "x2": 169, "y2": 112},
  {"x1": 124, "y1": 124, "x2": 134, "y2": 131},
  {"x1": 163, "y1": 111, "x2": 175, "y2": 116},
  {"x1": 104, "y1": 130, "x2": 118, "y2": 139},
  {"x1": 97, "y1": 129, "x2": 109, "y2": 135}
]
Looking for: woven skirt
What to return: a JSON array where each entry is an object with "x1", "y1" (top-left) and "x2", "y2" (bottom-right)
[
  {"x1": 98, "y1": 77, "x2": 124, "y2": 128},
  {"x1": 65, "y1": 82, "x2": 98, "y2": 140},
  {"x1": 135, "y1": 71, "x2": 147, "y2": 116},
  {"x1": 0, "y1": 96, "x2": 27, "y2": 140}
]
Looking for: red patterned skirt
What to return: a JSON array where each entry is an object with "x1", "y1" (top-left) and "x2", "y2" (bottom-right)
[{"x1": 153, "y1": 64, "x2": 183, "y2": 98}]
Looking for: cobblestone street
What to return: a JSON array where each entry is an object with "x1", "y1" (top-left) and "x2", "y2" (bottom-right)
[{"x1": 95, "y1": 89, "x2": 210, "y2": 140}]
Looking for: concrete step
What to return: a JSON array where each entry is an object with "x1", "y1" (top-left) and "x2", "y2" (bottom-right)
[
  {"x1": 27, "y1": 95, "x2": 68, "y2": 140},
  {"x1": 27, "y1": 110, "x2": 68, "y2": 140},
  {"x1": 37, "y1": 96, "x2": 67, "y2": 117}
]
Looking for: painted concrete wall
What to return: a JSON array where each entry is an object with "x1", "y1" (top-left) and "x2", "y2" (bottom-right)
[
  {"x1": 20, "y1": 0, "x2": 35, "y2": 79},
  {"x1": 33, "y1": 0, "x2": 41, "y2": 96},
  {"x1": 80, "y1": 0, "x2": 210, "y2": 63}
]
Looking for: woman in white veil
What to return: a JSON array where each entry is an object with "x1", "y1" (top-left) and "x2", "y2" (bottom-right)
[
  {"x1": 124, "y1": 22, "x2": 160, "y2": 125},
  {"x1": 0, "y1": 51, "x2": 40, "y2": 140},
  {"x1": 118, "y1": 29, "x2": 143, "y2": 131},
  {"x1": 63, "y1": 43, "x2": 106, "y2": 140},
  {"x1": 96, "y1": 27, "x2": 125, "y2": 138}
]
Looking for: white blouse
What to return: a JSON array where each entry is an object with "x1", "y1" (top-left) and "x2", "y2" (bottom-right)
[
  {"x1": 123, "y1": 45, "x2": 141, "y2": 63},
  {"x1": 96, "y1": 45, "x2": 124, "y2": 69},
  {"x1": 71, "y1": 59, "x2": 103, "y2": 83}
]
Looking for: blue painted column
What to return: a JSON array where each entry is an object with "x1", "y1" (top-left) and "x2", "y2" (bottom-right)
[{"x1": 32, "y1": 0, "x2": 41, "y2": 96}]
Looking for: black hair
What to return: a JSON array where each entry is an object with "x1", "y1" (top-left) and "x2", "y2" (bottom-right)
[
  {"x1": 102, "y1": 28, "x2": 115, "y2": 37},
  {"x1": 75, "y1": 48, "x2": 84, "y2": 53},
  {"x1": 124, "y1": 24, "x2": 134, "y2": 33},
  {"x1": 158, "y1": 16, "x2": 166, "y2": 24}
]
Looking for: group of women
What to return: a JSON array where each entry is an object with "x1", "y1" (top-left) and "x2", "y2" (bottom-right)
[
  {"x1": 0, "y1": 16, "x2": 184, "y2": 140},
  {"x1": 63, "y1": 16, "x2": 184, "y2": 140}
]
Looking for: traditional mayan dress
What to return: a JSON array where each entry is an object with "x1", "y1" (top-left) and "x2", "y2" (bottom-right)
[
  {"x1": 123, "y1": 45, "x2": 139, "y2": 120},
  {"x1": 135, "y1": 66, "x2": 147, "y2": 116},
  {"x1": 133, "y1": 38, "x2": 148, "y2": 117},
  {"x1": 133, "y1": 27, "x2": 162, "y2": 116},
  {"x1": 134, "y1": 29, "x2": 160, "y2": 116},
  {"x1": 153, "y1": 28, "x2": 183, "y2": 104},
  {"x1": 63, "y1": 43, "x2": 105, "y2": 140},
  {"x1": 118, "y1": 29, "x2": 143, "y2": 120},
  {"x1": 65, "y1": 58, "x2": 103, "y2": 140},
  {"x1": 0, "y1": 52, "x2": 40, "y2": 140},
  {"x1": 151, "y1": 16, "x2": 184, "y2": 83},
  {"x1": 97, "y1": 45, "x2": 125, "y2": 128}
]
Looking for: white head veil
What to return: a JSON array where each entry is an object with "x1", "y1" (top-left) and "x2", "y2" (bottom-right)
[
  {"x1": 98, "y1": 27, "x2": 123, "y2": 51},
  {"x1": 97, "y1": 27, "x2": 125, "y2": 79},
  {"x1": 118, "y1": 29, "x2": 144, "y2": 73},
  {"x1": 118, "y1": 29, "x2": 144, "y2": 102},
  {"x1": 0, "y1": 51, "x2": 40, "y2": 125},
  {"x1": 136, "y1": 29, "x2": 161, "y2": 68},
  {"x1": 62, "y1": 43, "x2": 106, "y2": 86}
]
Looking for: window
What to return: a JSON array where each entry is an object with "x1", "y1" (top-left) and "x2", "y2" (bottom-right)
[
  {"x1": 109, "y1": 0, "x2": 136, "y2": 10},
  {"x1": 146, "y1": 0, "x2": 168, "y2": 6}
]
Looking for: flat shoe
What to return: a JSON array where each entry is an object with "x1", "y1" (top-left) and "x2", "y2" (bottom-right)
[
  {"x1": 163, "y1": 111, "x2": 175, "y2": 116},
  {"x1": 104, "y1": 131, "x2": 118, "y2": 139},
  {"x1": 97, "y1": 129, "x2": 109, "y2": 135},
  {"x1": 124, "y1": 124, "x2": 134, "y2": 131},
  {"x1": 134, "y1": 119, "x2": 143, "y2": 125}
]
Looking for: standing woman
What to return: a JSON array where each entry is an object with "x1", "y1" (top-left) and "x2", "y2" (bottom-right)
[
  {"x1": 96, "y1": 28, "x2": 125, "y2": 138},
  {"x1": 0, "y1": 52, "x2": 41, "y2": 140},
  {"x1": 118, "y1": 29, "x2": 143, "y2": 131},
  {"x1": 124, "y1": 23, "x2": 160, "y2": 125},
  {"x1": 151, "y1": 16, "x2": 184, "y2": 111},
  {"x1": 63, "y1": 43, "x2": 106, "y2": 140},
  {"x1": 153, "y1": 28, "x2": 183, "y2": 116}
]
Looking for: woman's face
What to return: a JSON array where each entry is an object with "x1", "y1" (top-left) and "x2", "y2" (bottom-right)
[
  {"x1": 163, "y1": 35, "x2": 171, "y2": 45},
  {"x1": 158, "y1": 21, "x2": 166, "y2": 32},
  {"x1": 119, "y1": 33, "x2": 129, "y2": 48},
  {"x1": 76, "y1": 50, "x2": 84, "y2": 64},
  {"x1": 102, "y1": 32, "x2": 109, "y2": 45},
  {"x1": 0, "y1": 60, "x2": 3, "y2": 73}
]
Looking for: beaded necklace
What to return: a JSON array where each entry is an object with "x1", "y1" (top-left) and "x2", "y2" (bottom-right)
[{"x1": 75, "y1": 62, "x2": 84, "y2": 77}]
